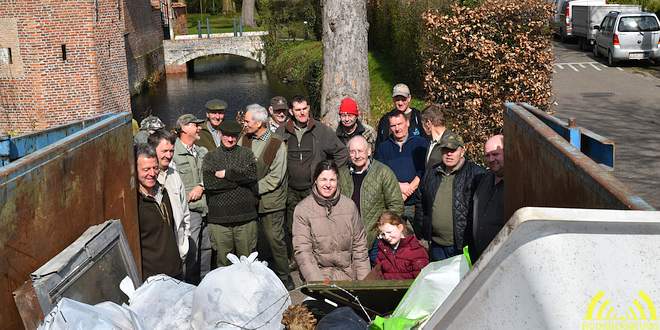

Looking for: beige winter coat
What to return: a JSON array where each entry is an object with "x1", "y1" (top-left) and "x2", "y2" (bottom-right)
[{"x1": 292, "y1": 194, "x2": 370, "y2": 282}]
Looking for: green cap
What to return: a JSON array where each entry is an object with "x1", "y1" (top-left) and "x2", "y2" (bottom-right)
[
  {"x1": 205, "y1": 99, "x2": 228, "y2": 112},
  {"x1": 176, "y1": 114, "x2": 205, "y2": 127},
  {"x1": 218, "y1": 120, "x2": 243, "y2": 136},
  {"x1": 439, "y1": 132, "x2": 465, "y2": 149}
]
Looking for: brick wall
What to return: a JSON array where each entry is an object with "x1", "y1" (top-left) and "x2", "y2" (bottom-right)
[
  {"x1": 124, "y1": 0, "x2": 165, "y2": 95},
  {"x1": 0, "y1": 0, "x2": 130, "y2": 134}
]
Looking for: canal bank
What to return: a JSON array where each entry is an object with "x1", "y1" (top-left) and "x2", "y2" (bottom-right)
[{"x1": 131, "y1": 54, "x2": 304, "y2": 127}]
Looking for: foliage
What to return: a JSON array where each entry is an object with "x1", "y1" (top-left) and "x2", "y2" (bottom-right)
[
  {"x1": 421, "y1": 0, "x2": 554, "y2": 160},
  {"x1": 609, "y1": 0, "x2": 660, "y2": 15},
  {"x1": 367, "y1": 0, "x2": 455, "y2": 96},
  {"x1": 260, "y1": 0, "x2": 321, "y2": 41},
  {"x1": 186, "y1": 13, "x2": 264, "y2": 34}
]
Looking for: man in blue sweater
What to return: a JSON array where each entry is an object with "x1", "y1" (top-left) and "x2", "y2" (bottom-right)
[{"x1": 375, "y1": 111, "x2": 428, "y2": 228}]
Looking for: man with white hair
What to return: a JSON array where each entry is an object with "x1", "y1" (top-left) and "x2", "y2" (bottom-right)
[
  {"x1": 468, "y1": 134, "x2": 504, "y2": 260},
  {"x1": 338, "y1": 135, "x2": 404, "y2": 263},
  {"x1": 240, "y1": 104, "x2": 293, "y2": 290}
]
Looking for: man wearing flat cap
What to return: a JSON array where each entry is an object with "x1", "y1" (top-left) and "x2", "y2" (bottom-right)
[
  {"x1": 172, "y1": 113, "x2": 210, "y2": 282},
  {"x1": 198, "y1": 99, "x2": 228, "y2": 151},
  {"x1": 415, "y1": 132, "x2": 484, "y2": 262},
  {"x1": 374, "y1": 83, "x2": 428, "y2": 146},
  {"x1": 202, "y1": 120, "x2": 259, "y2": 267},
  {"x1": 268, "y1": 96, "x2": 289, "y2": 133}
]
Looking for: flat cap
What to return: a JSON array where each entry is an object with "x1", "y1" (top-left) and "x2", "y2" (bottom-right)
[
  {"x1": 218, "y1": 120, "x2": 242, "y2": 136},
  {"x1": 205, "y1": 99, "x2": 228, "y2": 112},
  {"x1": 176, "y1": 114, "x2": 205, "y2": 127}
]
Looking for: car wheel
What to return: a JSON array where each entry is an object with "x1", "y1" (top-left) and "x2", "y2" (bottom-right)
[
  {"x1": 593, "y1": 42, "x2": 599, "y2": 57},
  {"x1": 607, "y1": 50, "x2": 616, "y2": 67}
]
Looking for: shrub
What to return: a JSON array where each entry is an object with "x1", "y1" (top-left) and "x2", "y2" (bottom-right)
[{"x1": 421, "y1": 0, "x2": 553, "y2": 160}]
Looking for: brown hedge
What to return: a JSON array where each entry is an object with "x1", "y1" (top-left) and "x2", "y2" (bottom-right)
[{"x1": 421, "y1": 0, "x2": 554, "y2": 161}]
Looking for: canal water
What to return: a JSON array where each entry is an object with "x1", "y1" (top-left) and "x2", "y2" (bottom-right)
[{"x1": 131, "y1": 55, "x2": 304, "y2": 128}]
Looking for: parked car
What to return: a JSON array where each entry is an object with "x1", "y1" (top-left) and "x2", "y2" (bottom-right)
[
  {"x1": 554, "y1": 0, "x2": 605, "y2": 41},
  {"x1": 571, "y1": 4, "x2": 640, "y2": 50},
  {"x1": 593, "y1": 11, "x2": 660, "y2": 66}
]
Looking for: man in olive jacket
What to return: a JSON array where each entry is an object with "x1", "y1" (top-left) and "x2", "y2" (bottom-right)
[
  {"x1": 338, "y1": 135, "x2": 403, "y2": 262},
  {"x1": 197, "y1": 99, "x2": 227, "y2": 151},
  {"x1": 275, "y1": 95, "x2": 349, "y2": 262},
  {"x1": 239, "y1": 104, "x2": 293, "y2": 290}
]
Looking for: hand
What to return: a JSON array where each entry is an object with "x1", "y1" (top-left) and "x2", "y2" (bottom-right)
[
  {"x1": 187, "y1": 185, "x2": 204, "y2": 202},
  {"x1": 402, "y1": 193, "x2": 409, "y2": 201},
  {"x1": 215, "y1": 170, "x2": 226, "y2": 179},
  {"x1": 405, "y1": 185, "x2": 416, "y2": 196},
  {"x1": 399, "y1": 182, "x2": 410, "y2": 194}
]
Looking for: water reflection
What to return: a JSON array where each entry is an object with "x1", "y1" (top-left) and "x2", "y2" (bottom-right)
[{"x1": 131, "y1": 54, "x2": 303, "y2": 128}]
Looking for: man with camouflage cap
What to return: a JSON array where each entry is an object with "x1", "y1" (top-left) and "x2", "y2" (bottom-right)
[
  {"x1": 198, "y1": 99, "x2": 227, "y2": 151},
  {"x1": 268, "y1": 96, "x2": 288, "y2": 133},
  {"x1": 134, "y1": 115, "x2": 165, "y2": 145},
  {"x1": 172, "y1": 113, "x2": 211, "y2": 282},
  {"x1": 415, "y1": 132, "x2": 484, "y2": 261}
]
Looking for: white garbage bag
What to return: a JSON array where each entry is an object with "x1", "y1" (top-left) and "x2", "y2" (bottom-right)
[
  {"x1": 126, "y1": 274, "x2": 195, "y2": 330},
  {"x1": 192, "y1": 252, "x2": 290, "y2": 330},
  {"x1": 38, "y1": 298, "x2": 144, "y2": 330}
]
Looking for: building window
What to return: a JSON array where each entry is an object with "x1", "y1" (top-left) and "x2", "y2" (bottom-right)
[
  {"x1": 61, "y1": 45, "x2": 67, "y2": 61},
  {"x1": 0, "y1": 48, "x2": 12, "y2": 65}
]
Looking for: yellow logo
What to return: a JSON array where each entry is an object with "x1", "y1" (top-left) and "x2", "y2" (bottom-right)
[{"x1": 581, "y1": 291, "x2": 660, "y2": 330}]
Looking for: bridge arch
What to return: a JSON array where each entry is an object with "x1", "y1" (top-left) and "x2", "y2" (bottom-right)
[{"x1": 163, "y1": 32, "x2": 267, "y2": 74}]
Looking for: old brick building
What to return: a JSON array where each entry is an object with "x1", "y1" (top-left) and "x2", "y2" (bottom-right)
[
  {"x1": 124, "y1": 0, "x2": 167, "y2": 95},
  {"x1": 0, "y1": 0, "x2": 131, "y2": 134}
]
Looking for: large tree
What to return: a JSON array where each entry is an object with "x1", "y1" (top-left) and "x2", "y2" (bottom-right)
[
  {"x1": 242, "y1": 0, "x2": 257, "y2": 27},
  {"x1": 320, "y1": 0, "x2": 369, "y2": 128}
]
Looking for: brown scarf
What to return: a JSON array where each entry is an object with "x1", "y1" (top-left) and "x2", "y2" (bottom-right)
[{"x1": 311, "y1": 185, "x2": 341, "y2": 217}]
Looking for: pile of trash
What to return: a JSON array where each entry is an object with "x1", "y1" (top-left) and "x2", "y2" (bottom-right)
[{"x1": 38, "y1": 253, "x2": 291, "y2": 330}]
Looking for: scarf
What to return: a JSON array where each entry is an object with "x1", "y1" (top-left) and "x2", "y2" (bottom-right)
[{"x1": 311, "y1": 185, "x2": 341, "y2": 217}]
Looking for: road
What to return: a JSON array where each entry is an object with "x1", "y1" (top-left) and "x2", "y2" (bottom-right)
[{"x1": 552, "y1": 40, "x2": 660, "y2": 209}]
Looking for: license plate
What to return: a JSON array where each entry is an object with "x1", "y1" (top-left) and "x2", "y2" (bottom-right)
[{"x1": 629, "y1": 53, "x2": 646, "y2": 60}]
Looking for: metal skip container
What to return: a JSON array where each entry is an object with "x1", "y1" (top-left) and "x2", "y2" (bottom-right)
[{"x1": 424, "y1": 207, "x2": 660, "y2": 329}]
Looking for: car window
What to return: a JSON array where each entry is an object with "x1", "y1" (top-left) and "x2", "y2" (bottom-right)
[
  {"x1": 618, "y1": 16, "x2": 660, "y2": 32},
  {"x1": 603, "y1": 17, "x2": 614, "y2": 32}
]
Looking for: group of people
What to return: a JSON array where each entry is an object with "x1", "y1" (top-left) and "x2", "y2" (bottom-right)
[{"x1": 132, "y1": 82, "x2": 505, "y2": 288}]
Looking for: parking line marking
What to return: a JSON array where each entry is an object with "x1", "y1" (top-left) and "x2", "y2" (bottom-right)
[
  {"x1": 589, "y1": 63, "x2": 602, "y2": 71},
  {"x1": 568, "y1": 64, "x2": 579, "y2": 72},
  {"x1": 557, "y1": 64, "x2": 564, "y2": 69},
  {"x1": 578, "y1": 63, "x2": 587, "y2": 68},
  {"x1": 617, "y1": 67, "x2": 624, "y2": 71}
]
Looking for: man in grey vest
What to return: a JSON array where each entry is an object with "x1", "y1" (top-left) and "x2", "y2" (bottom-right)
[
  {"x1": 172, "y1": 114, "x2": 211, "y2": 282},
  {"x1": 240, "y1": 104, "x2": 294, "y2": 290}
]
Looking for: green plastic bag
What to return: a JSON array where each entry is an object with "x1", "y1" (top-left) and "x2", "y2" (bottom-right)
[{"x1": 370, "y1": 251, "x2": 471, "y2": 330}]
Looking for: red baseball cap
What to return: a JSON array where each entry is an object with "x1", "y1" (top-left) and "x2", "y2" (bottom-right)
[{"x1": 339, "y1": 97, "x2": 359, "y2": 116}]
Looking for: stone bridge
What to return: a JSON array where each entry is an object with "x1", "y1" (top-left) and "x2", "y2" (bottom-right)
[{"x1": 163, "y1": 31, "x2": 267, "y2": 74}]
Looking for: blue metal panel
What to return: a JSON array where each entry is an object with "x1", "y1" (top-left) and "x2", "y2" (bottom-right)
[
  {"x1": 2, "y1": 113, "x2": 116, "y2": 166},
  {"x1": 511, "y1": 103, "x2": 615, "y2": 169}
]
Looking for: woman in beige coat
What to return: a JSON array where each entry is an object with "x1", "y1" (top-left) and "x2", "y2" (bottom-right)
[{"x1": 293, "y1": 160, "x2": 370, "y2": 282}]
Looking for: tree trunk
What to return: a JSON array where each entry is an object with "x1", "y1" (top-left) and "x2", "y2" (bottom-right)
[
  {"x1": 320, "y1": 0, "x2": 369, "y2": 129},
  {"x1": 241, "y1": 0, "x2": 256, "y2": 27},
  {"x1": 222, "y1": 0, "x2": 235, "y2": 14}
]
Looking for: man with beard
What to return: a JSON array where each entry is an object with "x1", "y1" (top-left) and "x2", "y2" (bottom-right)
[
  {"x1": 268, "y1": 96, "x2": 289, "y2": 133},
  {"x1": 415, "y1": 133, "x2": 485, "y2": 261},
  {"x1": 198, "y1": 99, "x2": 227, "y2": 151},
  {"x1": 335, "y1": 97, "x2": 376, "y2": 147},
  {"x1": 275, "y1": 95, "x2": 348, "y2": 266},
  {"x1": 468, "y1": 134, "x2": 505, "y2": 260}
]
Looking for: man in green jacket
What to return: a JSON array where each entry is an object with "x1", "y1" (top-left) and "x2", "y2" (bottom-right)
[
  {"x1": 239, "y1": 104, "x2": 293, "y2": 290},
  {"x1": 197, "y1": 99, "x2": 227, "y2": 151},
  {"x1": 338, "y1": 135, "x2": 404, "y2": 263},
  {"x1": 172, "y1": 114, "x2": 210, "y2": 282}
]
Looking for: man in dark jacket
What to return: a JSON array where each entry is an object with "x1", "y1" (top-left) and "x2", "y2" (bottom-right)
[
  {"x1": 335, "y1": 97, "x2": 376, "y2": 147},
  {"x1": 197, "y1": 99, "x2": 227, "y2": 151},
  {"x1": 202, "y1": 120, "x2": 259, "y2": 267},
  {"x1": 468, "y1": 134, "x2": 505, "y2": 261},
  {"x1": 421, "y1": 104, "x2": 454, "y2": 169},
  {"x1": 135, "y1": 144, "x2": 183, "y2": 280},
  {"x1": 415, "y1": 132, "x2": 485, "y2": 261},
  {"x1": 374, "y1": 83, "x2": 428, "y2": 146},
  {"x1": 275, "y1": 95, "x2": 348, "y2": 263}
]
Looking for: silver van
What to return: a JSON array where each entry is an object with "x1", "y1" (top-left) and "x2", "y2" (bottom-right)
[{"x1": 593, "y1": 11, "x2": 660, "y2": 66}]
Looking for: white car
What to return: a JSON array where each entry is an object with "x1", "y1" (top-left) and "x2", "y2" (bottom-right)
[{"x1": 593, "y1": 11, "x2": 660, "y2": 66}]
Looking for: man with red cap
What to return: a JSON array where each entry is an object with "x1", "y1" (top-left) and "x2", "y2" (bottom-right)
[{"x1": 335, "y1": 97, "x2": 376, "y2": 147}]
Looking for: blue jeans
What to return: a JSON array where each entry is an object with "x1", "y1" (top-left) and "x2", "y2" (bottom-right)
[{"x1": 429, "y1": 241, "x2": 460, "y2": 261}]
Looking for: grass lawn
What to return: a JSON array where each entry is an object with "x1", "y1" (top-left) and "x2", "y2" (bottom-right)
[{"x1": 186, "y1": 13, "x2": 266, "y2": 35}]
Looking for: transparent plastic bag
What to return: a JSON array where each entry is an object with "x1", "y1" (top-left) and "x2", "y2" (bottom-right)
[
  {"x1": 191, "y1": 252, "x2": 291, "y2": 330},
  {"x1": 126, "y1": 274, "x2": 195, "y2": 330},
  {"x1": 38, "y1": 298, "x2": 144, "y2": 330}
]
